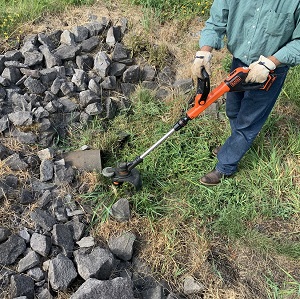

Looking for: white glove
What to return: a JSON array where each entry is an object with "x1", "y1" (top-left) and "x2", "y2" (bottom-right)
[
  {"x1": 245, "y1": 55, "x2": 276, "y2": 83},
  {"x1": 191, "y1": 51, "x2": 213, "y2": 78}
]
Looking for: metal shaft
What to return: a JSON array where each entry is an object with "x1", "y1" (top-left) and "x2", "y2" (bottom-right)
[{"x1": 140, "y1": 128, "x2": 175, "y2": 159}]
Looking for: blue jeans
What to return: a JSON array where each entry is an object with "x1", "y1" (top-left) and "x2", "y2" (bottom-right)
[{"x1": 216, "y1": 58, "x2": 289, "y2": 175}]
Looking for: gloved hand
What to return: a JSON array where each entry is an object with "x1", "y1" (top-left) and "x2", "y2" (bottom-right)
[
  {"x1": 245, "y1": 55, "x2": 276, "y2": 83},
  {"x1": 191, "y1": 51, "x2": 213, "y2": 79}
]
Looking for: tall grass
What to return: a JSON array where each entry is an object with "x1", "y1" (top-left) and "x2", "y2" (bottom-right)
[
  {"x1": 0, "y1": 0, "x2": 95, "y2": 47},
  {"x1": 129, "y1": 0, "x2": 212, "y2": 22}
]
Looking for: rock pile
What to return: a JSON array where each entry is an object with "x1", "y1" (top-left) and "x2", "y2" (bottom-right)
[
  {"x1": 0, "y1": 16, "x2": 193, "y2": 148},
  {"x1": 0, "y1": 14, "x2": 208, "y2": 299}
]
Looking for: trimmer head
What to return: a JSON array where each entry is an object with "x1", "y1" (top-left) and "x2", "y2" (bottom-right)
[{"x1": 102, "y1": 162, "x2": 142, "y2": 191}]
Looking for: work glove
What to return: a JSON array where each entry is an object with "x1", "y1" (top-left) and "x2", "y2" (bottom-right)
[
  {"x1": 245, "y1": 55, "x2": 276, "y2": 83},
  {"x1": 191, "y1": 51, "x2": 213, "y2": 79}
]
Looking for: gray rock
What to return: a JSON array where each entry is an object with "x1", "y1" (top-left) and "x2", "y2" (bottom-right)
[
  {"x1": 142, "y1": 65, "x2": 156, "y2": 81},
  {"x1": 51, "y1": 224, "x2": 74, "y2": 257},
  {"x1": 76, "y1": 54, "x2": 94, "y2": 71},
  {"x1": 17, "y1": 250, "x2": 40, "y2": 273},
  {"x1": 60, "y1": 30, "x2": 76, "y2": 45},
  {"x1": 36, "y1": 288, "x2": 53, "y2": 299},
  {"x1": 26, "y1": 267, "x2": 45, "y2": 281},
  {"x1": 105, "y1": 97, "x2": 118, "y2": 119},
  {"x1": 30, "y1": 208, "x2": 57, "y2": 231},
  {"x1": 76, "y1": 236, "x2": 95, "y2": 248},
  {"x1": 0, "y1": 227, "x2": 11, "y2": 243},
  {"x1": 183, "y1": 275, "x2": 205, "y2": 295},
  {"x1": 40, "y1": 68, "x2": 58, "y2": 87},
  {"x1": 85, "y1": 21, "x2": 105, "y2": 36},
  {"x1": 123, "y1": 65, "x2": 140, "y2": 83},
  {"x1": 0, "y1": 235, "x2": 26, "y2": 265},
  {"x1": 109, "y1": 62, "x2": 126, "y2": 77},
  {"x1": 60, "y1": 81, "x2": 75, "y2": 95},
  {"x1": 72, "y1": 25, "x2": 89, "y2": 43},
  {"x1": 106, "y1": 26, "x2": 121, "y2": 47},
  {"x1": 2, "y1": 67, "x2": 22, "y2": 83},
  {"x1": 24, "y1": 76, "x2": 47, "y2": 94},
  {"x1": 4, "y1": 153, "x2": 28, "y2": 171},
  {"x1": 93, "y1": 51, "x2": 111, "y2": 77},
  {"x1": 70, "y1": 277, "x2": 134, "y2": 299},
  {"x1": 85, "y1": 102, "x2": 102, "y2": 116},
  {"x1": 67, "y1": 217, "x2": 86, "y2": 241},
  {"x1": 81, "y1": 36, "x2": 99, "y2": 52},
  {"x1": 5, "y1": 50, "x2": 23, "y2": 61},
  {"x1": 30, "y1": 232, "x2": 51, "y2": 257},
  {"x1": 18, "y1": 227, "x2": 31, "y2": 243},
  {"x1": 54, "y1": 44, "x2": 81, "y2": 60},
  {"x1": 58, "y1": 96, "x2": 78, "y2": 112},
  {"x1": 54, "y1": 164, "x2": 75, "y2": 185},
  {"x1": 172, "y1": 78, "x2": 193, "y2": 93},
  {"x1": 88, "y1": 78, "x2": 101, "y2": 95},
  {"x1": 38, "y1": 33, "x2": 56, "y2": 51},
  {"x1": 48, "y1": 254, "x2": 77, "y2": 291},
  {"x1": 8, "y1": 111, "x2": 33, "y2": 126},
  {"x1": 73, "y1": 247, "x2": 115, "y2": 280},
  {"x1": 111, "y1": 198, "x2": 131, "y2": 222},
  {"x1": 20, "y1": 189, "x2": 35, "y2": 204},
  {"x1": 79, "y1": 89, "x2": 100, "y2": 108},
  {"x1": 10, "y1": 274, "x2": 35, "y2": 299},
  {"x1": 39, "y1": 45, "x2": 61, "y2": 68},
  {"x1": 40, "y1": 159, "x2": 54, "y2": 182},
  {"x1": 9, "y1": 129, "x2": 38, "y2": 145},
  {"x1": 141, "y1": 285, "x2": 166, "y2": 299},
  {"x1": 108, "y1": 232, "x2": 136, "y2": 261},
  {"x1": 0, "y1": 115, "x2": 9, "y2": 132},
  {"x1": 23, "y1": 50, "x2": 44, "y2": 67},
  {"x1": 112, "y1": 43, "x2": 132, "y2": 64},
  {"x1": 100, "y1": 76, "x2": 117, "y2": 89}
]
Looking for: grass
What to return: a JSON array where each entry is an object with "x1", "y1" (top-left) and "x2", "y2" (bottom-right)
[{"x1": 0, "y1": 0, "x2": 95, "y2": 49}]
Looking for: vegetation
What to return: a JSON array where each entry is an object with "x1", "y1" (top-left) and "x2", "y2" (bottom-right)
[
  {"x1": 0, "y1": 0, "x2": 95, "y2": 49},
  {"x1": 1, "y1": 0, "x2": 299, "y2": 297}
]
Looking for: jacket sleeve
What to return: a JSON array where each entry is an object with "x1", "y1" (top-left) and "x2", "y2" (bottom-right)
[
  {"x1": 199, "y1": 0, "x2": 229, "y2": 50},
  {"x1": 273, "y1": 6, "x2": 300, "y2": 66}
]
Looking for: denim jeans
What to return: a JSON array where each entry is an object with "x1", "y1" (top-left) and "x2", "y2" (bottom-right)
[{"x1": 215, "y1": 58, "x2": 289, "y2": 175}]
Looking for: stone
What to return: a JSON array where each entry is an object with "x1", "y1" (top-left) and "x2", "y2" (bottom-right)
[
  {"x1": 0, "y1": 235, "x2": 26, "y2": 265},
  {"x1": 30, "y1": 232, "x2": 51, "y2": 257},
  {"x1": 40, "y1": 159, "x2": 54, "y2": 182},
  {"x1": 10, "y1": 274, "x2": 35, "y2": 299},
  {"x1": 51, "y1": 224, "x2": 74, "y2": 257},
  {"x1": 183, "y1": 275, "x2": 205, "y2": 295},
  {"x1": 108, "y1": 232, "x2": 136, "y2": 261},
  {"x1": 0, "y1": 227, "x2": 11, "y2": 243},
  {"x1": 30, "y1": 208, "x2": 57, "y2": 231},
  {"x1": 48, "y1": 254, "x2": 77, "y2": 291},
  {"x1": 17, "y1": 250, "x2": 40, "y2": 273},
  {"x1": 70, "y1": 277, "x2": 135, "y2": 299},
  {"x1": 73, "y1": 247, "x2": 115, "y2": 280},
  {"x1": 111, "y1": 198, "x2": 131, "y2": 222},
  {"x1": 76, "y1": 236, "x2": 95, "y2": 248}
]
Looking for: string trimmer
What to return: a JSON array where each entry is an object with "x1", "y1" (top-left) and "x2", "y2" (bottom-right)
[{"x1": 102, "y1": 67, "x2": 276, "y2": 190}]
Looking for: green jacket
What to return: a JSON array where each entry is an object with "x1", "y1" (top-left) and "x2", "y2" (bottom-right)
[{"x1": 199, "y1": 0, "x2": 300, "y2": 66}]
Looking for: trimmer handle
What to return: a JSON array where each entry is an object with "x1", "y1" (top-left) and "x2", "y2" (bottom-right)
[
  {"x1": 225, "y1": 67, "x2": 276, "y2": 92},
  {"x1": 196, "y1": 68, "x2": 210, "y2": 104}
]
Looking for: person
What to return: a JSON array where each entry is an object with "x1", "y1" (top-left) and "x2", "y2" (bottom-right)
[{"x1": 191, "y1": 0, "x2": 300, "y2": 186}]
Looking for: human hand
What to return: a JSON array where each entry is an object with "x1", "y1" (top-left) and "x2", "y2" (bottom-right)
[
  {"x1": 245, "y1": 55, "x2": 276, "y2": 83},
  {"x1": 191, "y1": 51, "x2": 213, "y2": 79}
]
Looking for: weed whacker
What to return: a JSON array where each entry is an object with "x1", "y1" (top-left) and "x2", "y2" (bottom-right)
[{"x1": 102, "y1": 67, "x2": 276, "y2": 190}]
